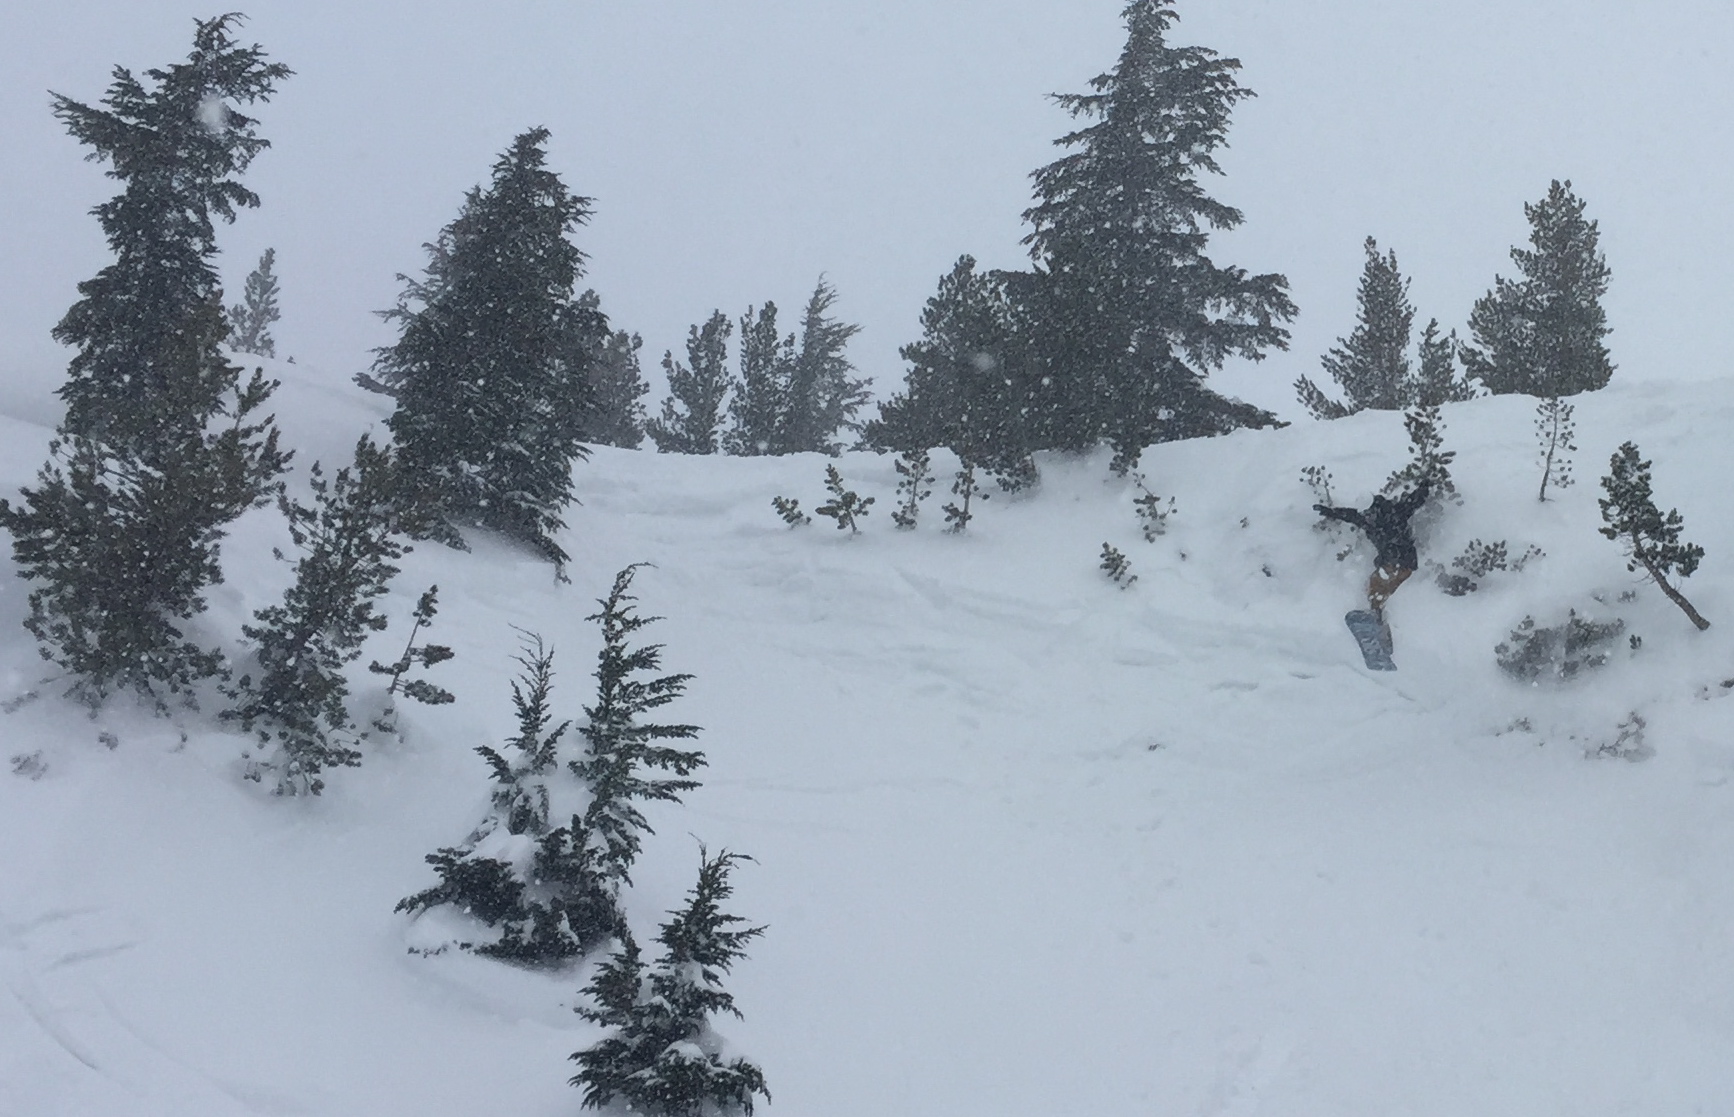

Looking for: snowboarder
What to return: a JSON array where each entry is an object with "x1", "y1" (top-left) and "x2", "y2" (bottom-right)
[
  {"x1": 1315, "y1": 480, "x2": 1431, "y2": 669},
  {"x1": 1314, "y1": 479, "x2": 1432, "y2": 614}
]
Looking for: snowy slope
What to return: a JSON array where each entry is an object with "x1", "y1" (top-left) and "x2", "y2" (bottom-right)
[{"x1": 5, "y1": 362, "x2": 1734, "y2": 1116}]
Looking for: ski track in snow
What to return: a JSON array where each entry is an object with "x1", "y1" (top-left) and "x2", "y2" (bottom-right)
[{"x1": 5, "y1": 364, "x2": 1734, "y2": 1114}]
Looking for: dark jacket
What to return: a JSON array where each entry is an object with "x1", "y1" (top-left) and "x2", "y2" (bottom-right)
[{"x1": 1315, "y1": 479, "x2": 1431, "y2": 570}]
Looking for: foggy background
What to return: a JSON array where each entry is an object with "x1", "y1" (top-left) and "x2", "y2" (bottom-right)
[{"x1": 4, "y1": 0, "x2": 1731, "y2": 425}]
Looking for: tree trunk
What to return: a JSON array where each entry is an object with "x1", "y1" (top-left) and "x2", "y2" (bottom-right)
[{"x1": 1639, "y1": 553, "x2": 1711, "y2": 631}]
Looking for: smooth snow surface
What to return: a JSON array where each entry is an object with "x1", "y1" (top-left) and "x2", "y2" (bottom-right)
[{"x1": 5, "y1": 363, "x2": 1734, "y2": 1115}]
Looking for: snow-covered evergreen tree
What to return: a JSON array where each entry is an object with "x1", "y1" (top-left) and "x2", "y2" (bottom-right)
[
  {"x1": 570, "y1": 565, "x2": 707, "y2": 889},
  {"x1": 398, "y1": 633, "x2": 620, "y2": 962},
  {"x1": 571, "y1": 848, "x2": 770, "y2": 1117},
  {"x1": 0, "y1": 16, "x2": 292, "y2": 706},
  {"x1": 1016, "y1": 0, "x2": 1294, "y2": 459},
  {"x1": 1462, "y1": 180, "x2": 1614, "y2": 397},
  {"x1": 376, "y1": 127, "x2": 604, "y2": 568},
  {"x1": 226, "y1": 247, "x2": 280, "y2": 357},
  {"x1": 649, "y1": 311, "x2": 733, "y2": 455},
  {"x1": 1598, "y1": 441, "x2": 1709, "y2": 630},
  {"x1": 226, "y1": 437, "x2": 407, "y2": 795}
]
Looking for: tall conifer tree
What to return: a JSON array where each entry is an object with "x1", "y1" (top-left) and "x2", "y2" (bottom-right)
[
  {"x1": 0, "y1": 15, "x2": 290, "y2": 705},
  {"x1": 376, "y1": 128, "x2": 604, "y2": 569},
  {"x1": 1018, "y1": 0, "x2": 1294, "y2": 464},
  {"x1": 1295, "y1": 238, "x2": 1414, "y2": 418},
  {"x1": 724, "y1": 302, "x2": 792, "y2": 456},
  {"x1": 1462, "y1": 180, "x2": 1613, "y2": 397},
  {"x1": 783, "y1": 277, "x2": 869, "y2": 455},
  {"x1": 649, "y1": 311, "x2": 733, "y2": 454}
]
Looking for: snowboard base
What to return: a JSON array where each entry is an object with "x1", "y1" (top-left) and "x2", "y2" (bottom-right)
[{"x1": 1346, "y1": 609, "x2": 1396, "y2": 671}]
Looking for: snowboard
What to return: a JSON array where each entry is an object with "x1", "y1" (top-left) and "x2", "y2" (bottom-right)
[{"x1": 1345, "y1": 609, "x2": 1396, "y2": 671}]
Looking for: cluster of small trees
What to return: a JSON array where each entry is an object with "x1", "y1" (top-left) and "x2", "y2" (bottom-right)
[
  {"x1": 649, "y1": 280, "x2": 871, "y2": 458},
  {"x1": 398, "y1": 565, "x2": 768, "y2": 1114}
]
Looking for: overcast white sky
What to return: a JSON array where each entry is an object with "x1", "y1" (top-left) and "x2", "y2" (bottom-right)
[{"x1": 4, "y1": 1, "x2": 1733, "y2": 424}]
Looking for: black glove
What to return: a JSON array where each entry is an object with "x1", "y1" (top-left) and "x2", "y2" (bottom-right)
[{"x1": 1313, "y1": 504, "x2": 1329, "y2": 515}]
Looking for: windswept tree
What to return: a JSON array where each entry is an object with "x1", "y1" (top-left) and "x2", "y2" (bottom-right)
[
  {"x1": 1599, "y1": 441, "x2": 1709, "y2": 630},
  {"x1": 226, "y1": 246, "x2": 280, "y2": 357},
  {"x1": 726, "y1": 280, "x2": 868, "y2": 456},
  {"x1": 1462, "y1": 180, "x2": 1613, "y2": 397},
  {"x1": 0, "y1": 15, "x2": 291, "y2": 705},
  {"x1": 376, "y1": 128, "x2": 605, "y2": 569},
  {"x1": 1017, "y1": 0, "x2": 1295, "y2": 466},
  {"x1": 783, "y1": 277, "x2": 869, "y2": 455},
  {"x1": 226, "y1": 437, "x2": 409, "y2": 795},
  {"x1": 649, "y1": 311, "x2": 733, "y2": 454}
]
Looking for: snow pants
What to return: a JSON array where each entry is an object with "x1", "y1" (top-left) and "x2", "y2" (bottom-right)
[{"x1": 1367, "y1": 565, "x2": 1414, "y2": 613}]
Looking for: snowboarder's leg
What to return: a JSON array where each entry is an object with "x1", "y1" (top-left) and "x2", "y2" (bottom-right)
[
  {"x1": 1365, "y1": 565, "x2": 1413, "y2": 613},
  {"x1": 1366, "y1": 566, "x2": 1414, "y2": 653}
]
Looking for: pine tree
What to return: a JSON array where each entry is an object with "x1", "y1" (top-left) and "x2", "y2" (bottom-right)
[
  {"x1": 368, "y1": 583, "x2": 456, "y2": 735},
  {"x1": 0, "y1": 377, "x2": 286, "y2": 706},
  {"x1": 398, "y1": 633, "x2": 621, "y2": 962},
  {"x1": 813, "y1": 465, "x2": 874, "y2": 534},
  {"x1": 1100, "y1": 542, "x2": 1137, "y2": 588},
  {"x1": 49, "y1": 14, "x2": 291, "y2": 454},
  {"x1": 723, "y1": 302, "x2": 793, "y2": 456},
  {"x1": 1383, "y1": 404, "x2": 1458, "y2": 506},
  {"x1": 369, "y1": 585, "x2": 456, "y2": 705},
  {"x1": 226, "y1": 246, "x2": 280, "y2": 357},
  {"x1": 1535, "y1": 396, "x2": 1577, "y2": 502},
  {"x1": 570, "y1": 564, "x2": 707, "y2": 889},
  {"x1": 1462, "y1": 180, "x2": 1613, "y2": 397},
  {"x1": 1598, "y1": 441, "x2": 1709, "y2": 630},
  {"x1": 571, "y1": 848, "x2": 770, "y2": 1117},
  {"x1": 890, "y1": 450, "x2": 934, "y2": 530},
  {"x1": 1412, "y1": 318, "x2": 1477, "y2": 406},
  {"x1": 649, "y1": 311, "x2": 733, "y2": 454},
  {"x1": 226, "y1": 437, "x2": 407, "y2": 795},
  {"x1": 784, "y1": 277, "x2": 869, "y2": 455},
  {"x1": 1017, "y1": 0, "x2": 1294, "y2": 458},
  {"x1": 376, "y1": 128, "x2": 603, "y2": 568},
  {"x1": 1295, "y1": 238, "x2": 1414, "y2": 418},
  {"x1": 943, "y1": 465, "x2": 985, "y2": 533},
  {"x1": 0, "y1": 17, "x2": 292, "y2": 705},
  {"x1": 582, "y1": 320, "x2": 650, "y2": 449},
  {"x1": 868, "y1": 256, "x2": 1037, "y2": 487}
]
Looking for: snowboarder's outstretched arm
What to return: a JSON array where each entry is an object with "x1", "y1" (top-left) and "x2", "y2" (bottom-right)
[
  {"x1": 1393, "y1": 478, "x2": 1433, "y2": 518},
  {"x1": 1314, "y1": 503, "x2": 1366, "y2": 528}
]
